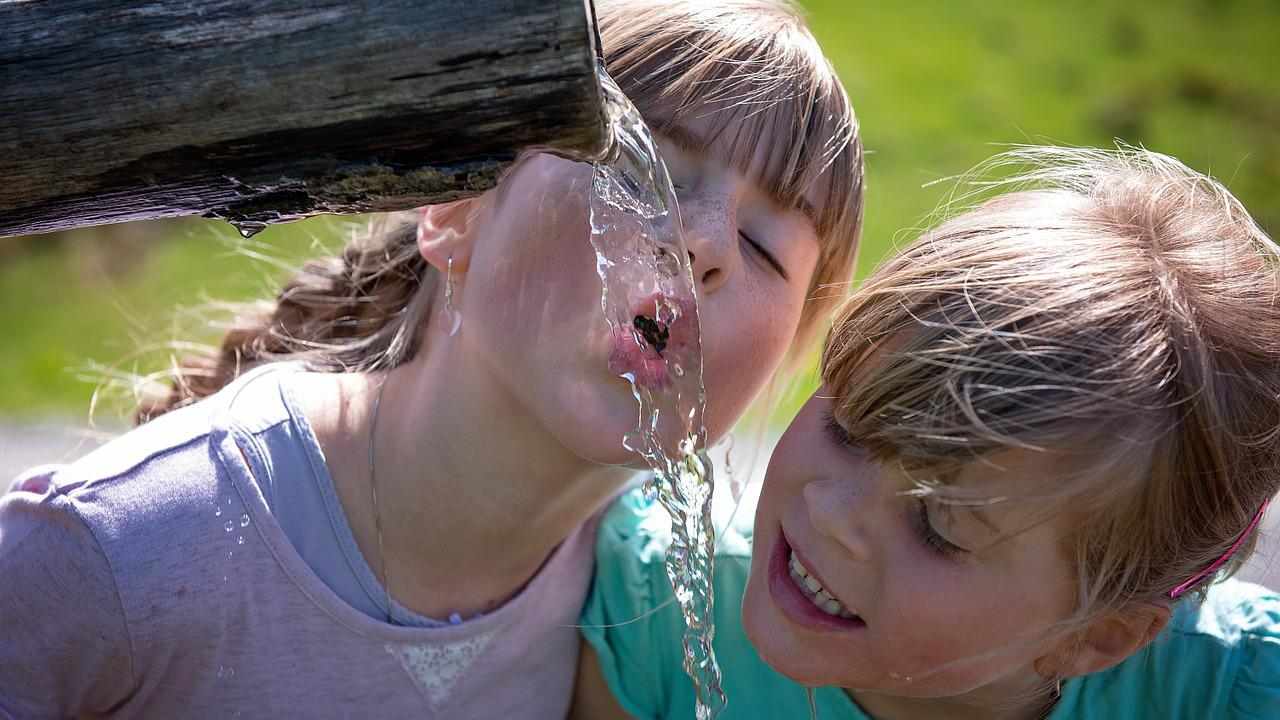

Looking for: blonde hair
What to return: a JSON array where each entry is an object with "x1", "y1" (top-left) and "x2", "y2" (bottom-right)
[
  {"x1": 136, "y1": 0, "x2": 863, "y2": 422},
  {"x1": 598, "y1": 0, "x2": 864, "y2": 353},
  {"x1": 822, "y1": 145, "x2": 1279, "y2": 622}
]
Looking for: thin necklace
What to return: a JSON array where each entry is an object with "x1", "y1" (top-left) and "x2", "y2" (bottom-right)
[
  {"x1": 369, "y1": 375, "x2": 393, "y2": 624},
  {"x1": 367, "y1": 375, "x2": 480, "y2": 628}
]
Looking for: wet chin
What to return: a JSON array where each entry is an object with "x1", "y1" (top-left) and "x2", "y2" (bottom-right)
[
  {"x1": 741, "y1": 573, "x2": 851, "y2": 689},
  {"x1": 568, "y1": 433, "x2": 651, "y2": 468},
  {"x1": 542, "y1": 389, "x2": 651, "y2": 468},
  {"x1": 549, "y1": 374, "x2": 706, "y2": 468}
]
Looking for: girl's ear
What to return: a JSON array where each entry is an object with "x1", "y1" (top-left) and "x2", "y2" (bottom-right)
[
  {"x1": 416, "y1": 199, "x2": 479, "y2": 273},
  {"x1": 1038, "y1": 603, "x2": 1171, "y2": 680}
]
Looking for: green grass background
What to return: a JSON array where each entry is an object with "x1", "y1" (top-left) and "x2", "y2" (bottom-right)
[{"x1": 2, "y1": 0, "x2": 1277, "y2": 422}]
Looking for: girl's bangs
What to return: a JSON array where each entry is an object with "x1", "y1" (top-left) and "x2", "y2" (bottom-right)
[
  {"x1": 602, "y1": 7, "x2": 862, "y2": 246},
  {"x1": 819, "y1": 254, "x2": 1164, "y2": 487}
]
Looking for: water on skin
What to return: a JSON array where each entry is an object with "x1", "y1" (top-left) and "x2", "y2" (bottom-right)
[{"x1": 588, "y1": 63, "x2": 726, "y2": 719}]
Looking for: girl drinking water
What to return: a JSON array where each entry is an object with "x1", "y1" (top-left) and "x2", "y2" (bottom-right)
[
  {"x1": 577, "y1": 146, "x2": 1279, "y2": 719},
  {"x1": 0, "y1": 2, "x2": 864, "y2": 717}
]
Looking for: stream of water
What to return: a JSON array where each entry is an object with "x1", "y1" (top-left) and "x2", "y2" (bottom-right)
[{"x1": 587, "y1": 65, "x2": 726, "y2": 719}]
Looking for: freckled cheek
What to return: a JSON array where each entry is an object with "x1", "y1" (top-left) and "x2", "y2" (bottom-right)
[
  {"x1": 705, "y1": 311, "x2": 784, "y2": 388},
  {"x1": 755, "y1": 425, "x2": 823, "y2": 524},
  {"x1": 883, "y1": 570, "x2": 1044, "y2": 682},
  {"x1": 873, "y1": 559, "x2": 970, "y2": 648}
]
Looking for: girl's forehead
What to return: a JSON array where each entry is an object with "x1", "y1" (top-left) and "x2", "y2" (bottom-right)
[{"x1": 652, "y1": 110, "x2": 824, "y2": 226}]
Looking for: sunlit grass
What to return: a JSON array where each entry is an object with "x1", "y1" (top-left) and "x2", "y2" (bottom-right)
[{"x1": 0, "y1": 219, "x2": 345, "y2": 418}]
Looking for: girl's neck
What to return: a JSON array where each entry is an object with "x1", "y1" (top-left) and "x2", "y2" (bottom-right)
[{"x1": 309, "y1": 343, "x2": 635, "y2": 621}]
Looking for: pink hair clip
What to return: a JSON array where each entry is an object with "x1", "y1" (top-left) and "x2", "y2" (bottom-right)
[{"x1": 1169, "y1": 498, "x2": 1271, "y2": 599}]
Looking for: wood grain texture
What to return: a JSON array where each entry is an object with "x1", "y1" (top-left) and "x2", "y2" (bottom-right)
[{"x1": 0, "y1": 0, "x2": 607, "y2": 237}]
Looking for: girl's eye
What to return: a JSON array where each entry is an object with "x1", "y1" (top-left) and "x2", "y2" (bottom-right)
[
  {"x1": 822, "y1": 409, "x2": 857, "y2": 450},
  {"x1": 914, "y1": 498, "x2": 968, "y2": 558},
  {"x1": 740, "y1": 230, "x2": 788, "y2": 280}
]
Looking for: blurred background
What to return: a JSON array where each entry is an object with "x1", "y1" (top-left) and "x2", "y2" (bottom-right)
[{"x1": 3, "y1": 0, "x2": 1278, "y2": 551}]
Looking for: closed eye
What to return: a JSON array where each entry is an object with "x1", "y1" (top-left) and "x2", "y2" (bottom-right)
[
  {"x1": 822, "y1": 409, "x2": 858, "y2": 450},
  {"x1": 914, "y1": 498, "x2": 969, "y2": 558},
  {"x1": 741, "y1": 230, "x2": 788, "y2": 280}
]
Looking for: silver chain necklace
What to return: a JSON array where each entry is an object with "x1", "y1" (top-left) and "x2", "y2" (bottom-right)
[
  {"x1": 369, "y1": 376, "x2": 394, "y2": 624},
  {"x1": 367, "y1": 374, "x2": 478, "y2": 627}
]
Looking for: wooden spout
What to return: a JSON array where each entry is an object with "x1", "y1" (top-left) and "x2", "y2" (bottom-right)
[{"x1": 0, "y1": 0, "x2": 609, "y2": 238}]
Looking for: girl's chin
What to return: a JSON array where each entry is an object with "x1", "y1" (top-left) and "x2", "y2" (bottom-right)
[
  {"x1": 560, "y1": 429, "x2": 646, "y2": 468},
  {"x1": 742, "y1": 574, "x2": 861, "y2": 690},
  {"x1": 548, "y1": 403, "x2": 651, "y2": 467}
]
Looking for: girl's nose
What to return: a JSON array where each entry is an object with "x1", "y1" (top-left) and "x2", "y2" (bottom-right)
[
  {"x1": 803, "y1": 478, "x2": 873, "y2": 562},
  {"x1": 680, "y1": 193, "x2": 736, "y2": 295}
]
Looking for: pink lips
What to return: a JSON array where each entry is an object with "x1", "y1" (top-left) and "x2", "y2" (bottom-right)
[
  {"x1": 607, "y1": 293, "x2": 696, "y2": 390},
  {"x1": 769, "y1": 530, "x2": 866, "y2": 632}
]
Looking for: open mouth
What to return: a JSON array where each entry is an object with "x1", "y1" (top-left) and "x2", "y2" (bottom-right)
[
  {"x1": 789, "y1": 552, "x2": 859, "y2": 620},
  {"x1": 633, "y1": 313, "x2": 669, "y2": 355},
  {"x1": 607, "y1": 293, "x2": 693, "y2": 389},
  {"x1": 769, "y1": 531, "x2": 866, "y2": 631}
]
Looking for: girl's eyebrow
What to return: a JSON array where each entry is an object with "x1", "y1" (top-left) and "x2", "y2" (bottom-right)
[
  {"x1": 659, "y1": 121, "x2": 709, "y2": 155},
  {"x1": 658, "y1": 120, "x2": 819, "y2": 225},
  {"x1": 948, "y1": 503, "x2": 1000, "y2": 535},
  {"x1": 969, "y1": 507, "x2": 999, "y2": 534}
]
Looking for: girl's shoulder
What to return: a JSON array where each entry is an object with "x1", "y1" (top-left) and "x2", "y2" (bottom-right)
[
  {"x1": 0, "y1": 363, "x2": 322, "y2": 714},
  {"x1": 1170, "y1": 579, "x2": 1279, "y2": 717},
  {"x1": 0, "y1": 388, "x2": 233, "y2": 715},
  {"x1": 1058, "y1": 578, "x2": 1279, "y2": 719},
  {"x1": 2, "y1": 363, "x2": 305, "y2": 621},
  {"x1": 22, "y1": 362, "x2": 303, "y2": 510},
  {"x1": 1176, "y1": 576, "x2": 1280, "y2": 642}
]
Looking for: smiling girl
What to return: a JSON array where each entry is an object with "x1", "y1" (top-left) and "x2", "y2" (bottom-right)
[
  {"x1": 0, "y1": 2, "x2": 864, "y2": 718},
  {"x1": 577, "y1": 146, "x2": 1279, "y2": 719}
]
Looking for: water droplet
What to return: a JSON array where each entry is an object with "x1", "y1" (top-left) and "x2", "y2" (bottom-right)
[
  {"x1": 224, "y1": 520, "x2": 234, "y2": 532},
  {"x1": 215, "y1": 506, "x2": 222, "y2": 517},
  {"x1": 641, "y1": 479, "x2": 659, "y2": 502},
  {"x1": 237, "y1": 536, "x2": 245, "y2": 545},
  {"x1": 240, "y1": 514, "x2": 250, "y2": 527},
  {"x1": 229, "y1": 219, "x2": 268, "y2": 239}
]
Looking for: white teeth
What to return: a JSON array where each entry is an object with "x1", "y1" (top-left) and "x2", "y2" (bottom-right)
[{"x1": 788, "y1": 551, "x2": 859, "y2": 621}]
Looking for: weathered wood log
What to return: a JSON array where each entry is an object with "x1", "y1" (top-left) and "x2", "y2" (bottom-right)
[{"x1": 0, "y1": 0, "x2": 608, "y2": 238}]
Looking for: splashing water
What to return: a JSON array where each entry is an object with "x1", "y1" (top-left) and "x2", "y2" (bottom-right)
[{"x1": 588, "y1": 64, "x2": 725, "y2": 719}]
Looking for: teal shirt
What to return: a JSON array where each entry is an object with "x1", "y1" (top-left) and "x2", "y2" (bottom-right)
[{"x1": 580, "y1": 489, "x2": 1280, "y2": 719}]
